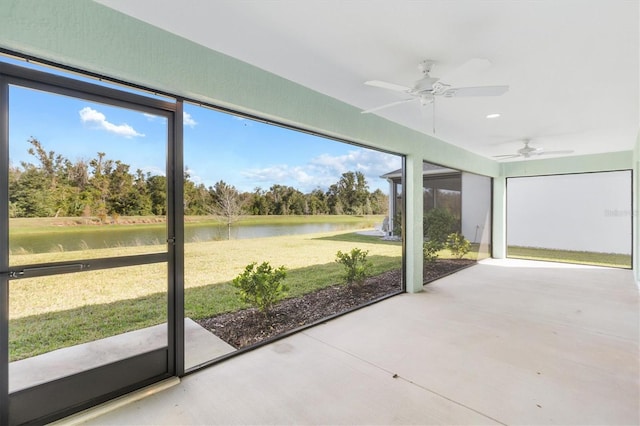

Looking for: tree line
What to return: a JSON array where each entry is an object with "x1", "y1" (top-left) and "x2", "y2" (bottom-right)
[{"x1": 9, "y1": 138, "x2": 388, "y2": 219}]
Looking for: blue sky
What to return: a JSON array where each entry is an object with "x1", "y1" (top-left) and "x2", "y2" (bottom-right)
[{"x1": 5, "y1": 57, "x2": 401, "y2": 193}]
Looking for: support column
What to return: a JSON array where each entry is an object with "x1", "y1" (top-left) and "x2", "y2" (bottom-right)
[
  {"x1": 634, "y1": 135, "x2": 639, "y2": 287},
  {"x1": 492, "y1": 176, "x2": 507, "y2": 258},
  {"x1": 405, "y1": 155, "x2": 424, "y2": 293},
  {"x1": 387, "y1": 179, "x2": 395, "y2": 236}
]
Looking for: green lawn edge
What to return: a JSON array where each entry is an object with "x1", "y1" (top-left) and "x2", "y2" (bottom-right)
[{"x1": 507, "y1": 246, "x2": 631, "y2": 268}]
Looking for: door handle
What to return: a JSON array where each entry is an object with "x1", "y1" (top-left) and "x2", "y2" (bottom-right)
[{"x1": 7, "y1": 263, "x2": 90, "y2": 279}]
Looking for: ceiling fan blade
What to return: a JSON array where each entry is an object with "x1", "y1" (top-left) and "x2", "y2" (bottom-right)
[
  {"x1": 538, "y1": 150, "x2": 575, "y2": 156},
  {"x1": 493, "y1": 154, "x2": 521, "y2": 159},
  {"x1": 361, "y1": 98, "x2": 415, "y2": 114},
  {"x1": 442, "y1": 85, "x2": 509, "y2": 97},
  {"x1": 364, "y1": 80, "x2": 411, "y2": 93}
]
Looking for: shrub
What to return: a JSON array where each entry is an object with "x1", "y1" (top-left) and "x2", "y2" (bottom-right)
[
  {"x1": 392, "y1": 212, "x2": 402, "y2": 237},
  {"x1": 423, "y1": 240, "x2": 441, "y2": 264},
  {"x1": 232, "y1": 262, "x2": 288, "y2": 314},
  {"x1": 335, "y1": 248, "x2": 372, "y2": 286},
  {"x1": 424, "y1": 208, "x2": 457, "y2": 247},
  {"x1": 446, "y1": 232, "x2": 471, "y2": 259}
]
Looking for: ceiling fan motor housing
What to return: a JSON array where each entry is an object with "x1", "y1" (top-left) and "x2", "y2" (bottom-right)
[
  {"x1": 518, "y1": 143, "x2": 542, "y2": 157},
  {"x1": 413, "y1": 77, "x2": 439, "y2": 93}
]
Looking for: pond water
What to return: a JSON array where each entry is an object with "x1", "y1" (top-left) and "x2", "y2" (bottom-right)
[
  {"x1": 186, "y1": 222, "x2": 361, "y2": 242},
  {"x1": 10, "y1": 222, "x2": 371, "y2": 255}
]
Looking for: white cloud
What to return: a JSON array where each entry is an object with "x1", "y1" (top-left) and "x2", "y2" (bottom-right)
[
  {"x1": 79, "y1": 107, "x2": 145, "y2": 138},
  {"x1": 241, "y1": 164, "x2": 331, "y2": 191},
  {"x1": 185, "y1": 166, "x2": 204, "y2": 185},
  {"x1": 183, "y1": 112, "x2": 197, "y2": 128},
  {"x1": 240, "y1": 148, "x2": 401, "y2": 193},
  {"x1": 139, "y1": 165, "x2": 165, "y2": 177},
  {"x1": 243, "y1": 164, "x2": 307, "y2": 183},
  {"x1": 311, "y1": 149, "x2": 401, "y2": 178},
  {"x1": 144, "y1": 111, "x2": 196, "y2": 128}
]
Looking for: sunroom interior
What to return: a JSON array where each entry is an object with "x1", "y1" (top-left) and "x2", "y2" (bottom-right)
[{"x1": 0, "y1": 1, "x2": 638, "y2": 424}]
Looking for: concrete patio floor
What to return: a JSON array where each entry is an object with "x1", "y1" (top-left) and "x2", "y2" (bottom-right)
[
  {"x1": 73, "y1": 258, "x2": 638, "y2": 425},
  {"x1": 10, "y1": 318, "x2": 235, "y2": 393}
]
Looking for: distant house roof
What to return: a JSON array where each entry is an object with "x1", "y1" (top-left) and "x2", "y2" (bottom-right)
[{"x1": 380, "y1": 162, "x2": 459, "y2": 180}]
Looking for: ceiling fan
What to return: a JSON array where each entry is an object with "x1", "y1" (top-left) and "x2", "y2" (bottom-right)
[
  {"x1": 493, "y1": 139, "x2": 574, "y2": 160},
  {"x1": 361, "y1": 59, "x2": 509, "y2": 114}
]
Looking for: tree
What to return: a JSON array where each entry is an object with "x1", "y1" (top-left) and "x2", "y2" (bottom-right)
[
  {"x1": 307, "y1": 188, "x2": 328, "y2": 215},
  {"x1": 89, "y1": 152, "x2": 113, "y2": 220},
  {"x1": 248, "y1": 187, "x2": 271, "y2": 215},
  {"x1": 210, "y1": 180, "x2": 244, "y2": 240},
  {"x1": 265, "y1": 184, "x2": 305, "y2": 215},
  {"x1": 9, "y1": 137, "x2": 64, "y2": 217},
  {"x1": 6, "y1": 139, "x2": 392, "y2": 223},
  {"x1": 329, "y1": 171, "x2": 370, "y2": 215},
  {"x1": 183, "y1": 170, "x2": 210, "y2": 215},
  {"x1": 10, "y1": 162, "x2": 54, "y2": 217},
  {"x1": 108, "y1": 160, "x2": 137, "y2": 215},
  {"x1": 369, "y1": 189, "x2": 388, "y2": 215},
  {"x1": 62, "y1": 158, "x2": 91, "y2": 216},
  {"x1": 130, "y1": 168, "x2": 153, "y2": 216},
  {"x1": 267, "y1": 184, "x2": 287, "y2": 215},
  {"x1": 287, "y1": 188, "x2": 306, "y2": 215},
  {"x1": 147, "y1": 175, "x2": 167, "y2": 215}
]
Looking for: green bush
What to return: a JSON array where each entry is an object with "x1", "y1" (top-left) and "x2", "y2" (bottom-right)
[
  {"x1": 423, "y1": 240, "x2": 441, "y2": 264},
  {"x1": 424, "y1": 208, "x2": 457, "y2": 247},
  {"x1": 335, "y1": 248, "x2": 372, "y2": 285},
  {"x1": 232, "y1": 261, "x2": 288, "y2": 314},
  {"x1": 392, "y1": 212, "x2": 402, "y2": 237},
  {"x1": 446, "y1": 232, "x2": 471, "y2": 259}
]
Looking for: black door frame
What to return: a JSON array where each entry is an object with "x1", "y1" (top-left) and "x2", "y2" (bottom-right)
[{"x1": 0, "y1": 62, "x2": 184, "y2": 425}]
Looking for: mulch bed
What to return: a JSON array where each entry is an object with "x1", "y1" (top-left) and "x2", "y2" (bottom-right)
[
  {"x1": 423, "y1": 258, "x2": 476, "y2": 283},
  {"x1": 196, "y1": 258, "x2": 475, "y2": 349}
]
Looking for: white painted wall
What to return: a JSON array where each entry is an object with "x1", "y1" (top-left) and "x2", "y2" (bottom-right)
[
  {"x1": 507, "y1": 171, "x2": 632, "y2": 254},
  {"x1": 461, "y1": 172, "x2": 492, "y2": 246}
]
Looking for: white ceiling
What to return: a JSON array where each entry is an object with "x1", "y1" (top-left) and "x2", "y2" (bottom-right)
[{"x1": 98, "y1": 0, "x2": 639, "y2": 161}]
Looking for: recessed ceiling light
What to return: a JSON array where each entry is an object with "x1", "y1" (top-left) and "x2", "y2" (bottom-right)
[{"x1": 486, "y1": 113, "x2": 501, "y2": 119}]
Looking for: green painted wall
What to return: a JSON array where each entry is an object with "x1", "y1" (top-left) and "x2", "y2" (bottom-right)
[{"x1": 501, "y1": 151, "x2": 634, "y2": 177}]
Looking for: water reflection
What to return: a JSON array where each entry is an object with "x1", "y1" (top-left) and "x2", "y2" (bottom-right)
[{"x1": 10, "y1": 222, "x2": 367, "y2": 254}]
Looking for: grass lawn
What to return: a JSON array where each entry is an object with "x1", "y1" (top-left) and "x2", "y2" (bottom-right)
[
  {"x1": 9, "y1": 229, "x2": 401, "y2": 361},
  {"x1": 507, "y1": 246, "x2": 631, "y2": 268}
]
